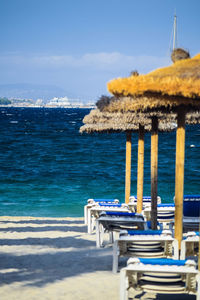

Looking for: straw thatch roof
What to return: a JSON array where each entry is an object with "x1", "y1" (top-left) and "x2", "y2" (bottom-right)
[
  {"x1": 80, "y1": 108, "x2": 177, "y2": 133},
  {"x1": 95, "y1": 97, "x2": 200, "y2": 125},
  {"x1": 107, "y1": 53, "x2": 200, "y2": 112}
]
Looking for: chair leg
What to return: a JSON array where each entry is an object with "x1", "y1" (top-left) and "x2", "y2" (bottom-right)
[
  {"x1": 96, "y1": 220, "x2": 101, "y2": 248},
  {"x1": 109, "y1": 231, "x2": 114, "y2": 244},
  {"x1": 180, "y1": 240, "x2": 186, "y2": 260},
  {"x1": 84, "y1": 206, "x2": 88, "y2": 225},
  {"x1": 120, "y1": 269, "x2": 128, "y2": 300},
  {"x1": 173, "y1": 239, "x2": 179, "y2": 259},
  {"x1": 88, "y1": 209, "x2": 92, "y2": 234},
  {"x1": 112, "y1": 241, "x2": 119, "y2": 273},
  {"x1": 99, "y1": 224, "x2": 105, "y2": 247},
  {"x1": 196, "y1": 273, "x2": 200, "y2": 300}
]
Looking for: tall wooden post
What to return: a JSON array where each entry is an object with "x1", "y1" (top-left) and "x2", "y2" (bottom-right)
[
  {"x1": 125, "y1": 131, "x2": 132, "y2": 204},
  {"x1": 174, "y1": 107, "x2": 186, "y2": 249},
  {"x1": 151, "y1": 117, "x2": 158, "y2": 230},
  {"x1": 137, "y1": 125, "x2": 144, "y2": 213}
]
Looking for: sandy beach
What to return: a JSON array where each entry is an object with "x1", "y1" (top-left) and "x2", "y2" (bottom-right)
[
  {"x1": 0, "y1": 216, "x2": 196, "y2": 300},
  {"x1": 0, "y1": 216, "x2": 120, "y2": 300}
]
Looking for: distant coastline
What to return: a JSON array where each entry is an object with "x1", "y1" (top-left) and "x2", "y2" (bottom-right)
[
  {"x1": 0, "y1": 96, "x2": 96, "y2": 109},
  {"x1": 0, "y1": 104, "x2": 96, "y2": 109}
]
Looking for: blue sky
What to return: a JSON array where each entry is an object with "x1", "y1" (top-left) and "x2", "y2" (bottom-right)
[{"x1": 0, "y1": 0, "x2": 200, "y2": 101}]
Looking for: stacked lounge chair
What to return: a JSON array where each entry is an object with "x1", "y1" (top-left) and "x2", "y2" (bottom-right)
[
  {"x1": 143, "y1": 203, "x2": 175, "y2": 229},
  {"x1": 96, "y1": 211, "x2": 147, "y2": 248},
  {"x1": 119, "y1": 195, "x2": 200, "y2": 299},
  {"x1": 128, "y1": 195, "x2": 161, "y2": 212},
  {"x1": 181, "y1": 231, "x2": 199, "y2": 260},
  {"x1": 112, "y1": 229, "x2": 179, "y2": 273},
  {"x1": 120, "y1": 257, "x2": 200, "y2": 300},
  {"x1": 183, "y1": 195, "x2": 200, "y2": 232},
  {"x1": 84, "y1": 198, "x2": 119, "y2": 225}
]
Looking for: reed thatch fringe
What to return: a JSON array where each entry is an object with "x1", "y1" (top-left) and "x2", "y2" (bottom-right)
[{"x1": 107, "y1": 53, "x2": 200, "y2": 100}]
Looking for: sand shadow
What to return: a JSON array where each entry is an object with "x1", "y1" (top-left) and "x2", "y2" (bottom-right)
[
  {"x1": 0, "y1": 219, "x2": 84, "y2": 225},
  {"x1": 0, "y1": 225, "x2": 87, "y2": 233},
  {"x1": 0, "y1": 235, "x2": 96, "y2": 248},
  {"x1": 0, "y1": 243, "x2": 113, "y2": 287}
]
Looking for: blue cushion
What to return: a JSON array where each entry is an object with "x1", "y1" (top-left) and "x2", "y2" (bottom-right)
[
  {"x1": 105, "y1": 212, "x2": 136, "y2": 217},
  {"x1": 184, "y1": 195, "x2": 200, "y2": 201},
  {"x1": 127, "y1": 230, "x2": 162, "y2": 235},
  {"x1": 139, "y1": 258, "x2": 187, "y2": 266},
  {"x1": 132, "y1": 196, "x2": 151, "y2": 201},
  {"x1": 157, "y1": 203, "x2": 175, "y2": 207},
  {"x1": 183, "y1": 200, "x2": 200, "y2": 217},
  {"x1": 146, "y1": 221, "x2": 161, "y2": 229},
  {"x1": 93, "y1": 199, "x2": 117, "y2": 203},
  {"x1": 98, "y1": 203, "x2": 122, "y2": 207}
]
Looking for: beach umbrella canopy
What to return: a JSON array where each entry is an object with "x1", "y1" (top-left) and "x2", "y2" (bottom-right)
[
  {"x1": 80, "y1": 107, "x2": 176, "y2": 208},
  {"x1": 80, "y1": 108, "x2": 177, "y2": 133},
  {"x1": 107, "y1": 53, "x2": 200, "y2": 112},
  {"x1": 105, "y1": 52, "x2": 200, "y2": 245}
]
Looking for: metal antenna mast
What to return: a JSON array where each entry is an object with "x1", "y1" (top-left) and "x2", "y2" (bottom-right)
[{"x1": 173, "y1": 14, "x2": 178, "y2": 50}]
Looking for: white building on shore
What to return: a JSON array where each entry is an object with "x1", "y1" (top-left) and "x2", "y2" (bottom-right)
[{"x1": 46, "y1": 96, "x2": 95, "y2": 108}]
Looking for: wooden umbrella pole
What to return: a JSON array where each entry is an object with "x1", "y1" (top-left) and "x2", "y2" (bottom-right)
[
  {"x1": 151, "y1": 117, "x2": 158, "y2": 230},
  {"x1": 174, "y1": 107, "x2": 186, "y2": 249},
  {"x1": 125, "y1": 131, "x2": 132, "y2": 204},
  {"x1": 137, "y1": 124, "x2": 144, "y2": 213}
]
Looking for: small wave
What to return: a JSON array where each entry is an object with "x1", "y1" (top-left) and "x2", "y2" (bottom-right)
[
  {"x1": 6, "y1": 114, "x2": 13, "y2": 116},
  {"x1": 39, "y1": 198, "x2": 49, "y2": 202},
  {"x1": 10, "y1": 121, "x2": 18, "y2": 124}
]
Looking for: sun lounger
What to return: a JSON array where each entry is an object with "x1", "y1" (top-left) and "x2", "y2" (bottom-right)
[
  {"x1": 143, "y1": 203, "x2": 175, "y2": 229},
  {"x1": 113, "y1": 229, "x2": 179, "y2": 273},
  {"x1": 120, "y1": 257, "x2": 200, "y2": 300},
  {"x1": 183, "y1": 195, "x2": 200, "y2": 232},
  {"x1": 84, "y1": 198, "x2": 119, "y2": 225},
  {"x1": 96, "y1": 212, "x2": 147, "y2": 248},
  {"x1": 180, "y1": 231, "x2": 200, "y2": 260},
  {"x1": 87, "y1": 202, "x2": 130, "y2": 234},
  {"x1": 170, "y1": 195, "x2": 200, "y2": 232},
  {"x1": 128, "y1": 195, "x2": 161, "y2": 212}
]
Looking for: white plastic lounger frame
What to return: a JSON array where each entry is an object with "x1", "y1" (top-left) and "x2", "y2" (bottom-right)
[
  {"x1": 87, "y1": 203, "x2": 129, "y2": 234},
  {"x1": 113, "y1": 229, "x2": 179, "y2": 273},
  {"x1": 96, "y1": 212, "x2": 147, "y2": 248},
  {"x1": 120, "y1": 257, "x2": 200, "y2": 300},
  {"x1": 129, "y1": 195, "x2": 161, "y2": 212},
  {"x1": 84, "y1": 198, "x2": 119, "y2": 225},
  {"x1": 180, "y1": 231, "x2": 200, "y2": 260}
]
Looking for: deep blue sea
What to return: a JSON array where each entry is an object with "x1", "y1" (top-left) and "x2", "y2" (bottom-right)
[{"x1": 0, "y1": 107, "x2": 199, "y2": 217}]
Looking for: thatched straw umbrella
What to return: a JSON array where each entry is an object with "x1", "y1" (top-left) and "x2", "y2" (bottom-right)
[
  {"x1": 80, "y1": 108, "x2": 176, "y2": 208},
  {"x1": 106, "y1": 52, "x2": 200, "y2": 244}
]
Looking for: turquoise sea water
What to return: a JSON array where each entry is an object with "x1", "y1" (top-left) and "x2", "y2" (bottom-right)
[{"x1": 0, "y1": 107, "x2": 199, "y2": 217}]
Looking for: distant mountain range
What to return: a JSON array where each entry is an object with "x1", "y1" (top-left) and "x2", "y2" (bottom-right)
[{"x1": 0, "y1": 83, "x2": 74, "y2": 103}]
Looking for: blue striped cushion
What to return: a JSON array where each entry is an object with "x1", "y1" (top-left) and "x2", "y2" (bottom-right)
[
  {"x1": 127, "y1": 230, "x2": 162, "y2": 235},
  {"x1": 98, "y1": 203, "x2": 122, "y2": 207},
  {"x1": 93, "y1": 199, "x2": 117, "y2": 203},
  {"x1": 139, "y1": 258, "x2": 187, "y2": 266},
  {"x1": 105, "y1": 212, "x2": 136, "y2": 217},
  {"x1": 157, "y1": 203, "x2": 175, "y2": 207}
]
